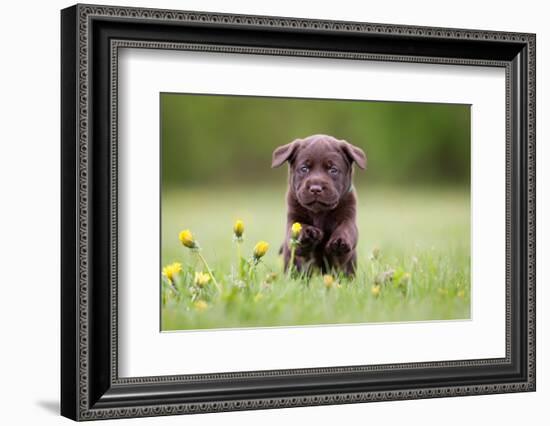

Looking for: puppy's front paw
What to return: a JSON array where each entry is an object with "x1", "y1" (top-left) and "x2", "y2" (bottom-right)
[
  {"x1": 327, "y1": 237, "x2": 352, "y2": 256},
  {"x1": 299, "y1": 225, "x2": 324, "y2": 246},
  {"x1": 294, "y1": 225, "x2": 323, "y2": 256}
]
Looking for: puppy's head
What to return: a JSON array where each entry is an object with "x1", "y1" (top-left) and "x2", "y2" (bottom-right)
[{"x1": 272, "y1": 135, "x2": 366, "y2": 213}]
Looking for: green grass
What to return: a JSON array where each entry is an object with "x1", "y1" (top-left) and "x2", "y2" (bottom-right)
[{"x1": 161, "y1": 185, "x2": 470, "y2": 331}]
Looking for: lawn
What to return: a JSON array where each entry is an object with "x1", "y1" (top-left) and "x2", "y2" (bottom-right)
[{"x1": 160, "y1": 185, "x2": 470, "y2": 331}]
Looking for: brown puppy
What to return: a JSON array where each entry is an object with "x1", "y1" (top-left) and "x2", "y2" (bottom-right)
[{"x1": 272, "y1": 134, "x2": 366, "y2": 276}]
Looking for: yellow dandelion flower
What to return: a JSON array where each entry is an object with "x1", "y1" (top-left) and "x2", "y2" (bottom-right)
[
  {"x1": 253, "y1": 241, "x2": 269, "y2": 259},
  {"x1": 194, "y1": 300, "x2": 208, "y2": 311},
  {"x1": 291, "y1": 222, "x2": 302, "y2": 239},
  {"x1": 162, "y1": 262, "x2": 182, "y2": 282},
  {"x1": 194, "y1": 271, "x2": 211, "y2": 287},
  {"x1": 178, "y1": 229, "x2": 196, "y2": 249},
  {"x1": 254, "y1": 293, "x2": 264, "y2": 303},
  {"x1": 371, "y1": 285, "x2": 381, "y2": 297},
  {"x1": 233, "y1": 219, "x2": 244, "y2": 238},
  {"x1": 323, "y1": 274, "x2": 335, "y2": 288}
]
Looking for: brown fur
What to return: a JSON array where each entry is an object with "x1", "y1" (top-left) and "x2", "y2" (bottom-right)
[{"x1": 272, "y1": 134, "x2": 366, "y2": 276}]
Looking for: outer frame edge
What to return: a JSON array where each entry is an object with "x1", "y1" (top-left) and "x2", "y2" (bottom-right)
[
  {"x1": 67, "y1": 4, "x2": 536, "y2": 421},
  {"x1": 60, "y1": 4, "x2": 80, "y2": 422}
]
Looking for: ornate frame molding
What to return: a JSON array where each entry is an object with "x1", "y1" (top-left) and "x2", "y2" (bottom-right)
[{"x1": 61, "y1": 4, "x2": 535, "y2": 421}]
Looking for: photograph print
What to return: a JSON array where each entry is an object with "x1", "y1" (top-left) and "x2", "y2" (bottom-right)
[{"x1": 160, "y1": 93, "x2": 471, "y2": 331}]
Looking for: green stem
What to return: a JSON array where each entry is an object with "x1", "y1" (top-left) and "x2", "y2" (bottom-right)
[
  {"x1": 162, "y1": 276, "x2": 180, "y2": 295},
  {"x1": 288, "y1": 244, "x2": 296, "y2": 278},
  {"x1": 260, "y1": 260, "x2": 273, "y2": 273},
  {"x1": 169, "y1": 282, "x2": 180, "y2": 296},
  {"x1": 236, "y1": 241, "x2": 243, "y2": 279},
  {"x1": 197, "y1": 251, "x2": 221, "y2": 292},
  {"x1": 245, "y1": 259, "x2": 257, "y2": 291}
]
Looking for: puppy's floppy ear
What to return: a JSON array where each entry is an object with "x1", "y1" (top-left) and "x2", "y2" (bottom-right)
[
  {"x1": 271, "y1": 139, "x2": 301, "y2": 168},
  {"x1": 340, "y1": 140, "x2": 367, "y2": 170}
]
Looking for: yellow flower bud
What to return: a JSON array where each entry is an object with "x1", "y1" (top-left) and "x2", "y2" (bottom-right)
[
  {"x1": 371, "y1": 285, "x2": 381, "y2": 297},
  {"x1": 265, "y1": 272, "x2": 278, "y2": 284},
  {"x1": 162, "y1": 262, "x2": 182, "y2": 282},
  {"x1": 253, "y1": 241, "x2": 269, "y2": 259},
  {"x1": 194, "y1": 300, "x2": 208, "y2": 311},
  {"x1": 178, "y1": 229, "x2": 196, "y2": 249},
  {"x1": 194, "y1": 271, "x2": 211, "y2": 287},
  {"x1": 323, "y1": 274, "x2": 335, "y2": 288},
  {"x1": 233, "y1": 219, "x2": 245, "y2": 238},
  {"x1": 291, "y1": 222, "x2": 302, "y2": 239}
]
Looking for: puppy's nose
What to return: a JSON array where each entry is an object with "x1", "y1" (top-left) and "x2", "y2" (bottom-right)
[{"x1": 309, "y1": 184, "x2": 323, "y2": 195}]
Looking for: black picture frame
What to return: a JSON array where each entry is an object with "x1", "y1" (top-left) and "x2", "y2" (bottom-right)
[{"x1": 61, "y1": 4, "x2": 536, "y2": 421}]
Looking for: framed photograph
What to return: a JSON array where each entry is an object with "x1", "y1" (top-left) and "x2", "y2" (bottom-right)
[{"x1": 61, "y1": 4, "x2": 536, "y2": 421}]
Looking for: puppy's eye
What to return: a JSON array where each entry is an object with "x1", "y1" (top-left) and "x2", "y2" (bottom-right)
[
  {"x1": 328, "y1": 167, "x2": 339, "y2": 175},
  {"x1": 299, "y1": 166, "x2": 309, "y2": 173}
]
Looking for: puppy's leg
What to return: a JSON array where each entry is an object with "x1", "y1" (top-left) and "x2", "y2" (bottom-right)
[
  {"x1": 325, "y1": 221, "x2": 358, "y2": 276},
  {"x1": 295, "y1": 225, "x2": 324, "y2": 256},
  {"x1": 343, "y1": 252, "x2": 357, "y2": 276},
  {"x1": 283, "y1": 224, "x2": 324, "y2": 273}
]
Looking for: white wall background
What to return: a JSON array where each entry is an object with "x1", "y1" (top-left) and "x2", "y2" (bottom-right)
[{"x1": 0, "y1": 0, "x2": 546, "y2": 424}]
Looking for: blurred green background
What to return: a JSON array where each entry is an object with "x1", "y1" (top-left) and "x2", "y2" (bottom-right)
[
  {"x1": 161, "y1": 94, "x2": 470, "y2": 188},
  {"x1": 160, "y1": 93, "x2": 471, "y2": 330}
]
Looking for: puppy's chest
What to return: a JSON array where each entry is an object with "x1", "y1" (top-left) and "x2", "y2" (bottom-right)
[{"x1": 311, "y1": 215, "x2": 336, "y2": 235}]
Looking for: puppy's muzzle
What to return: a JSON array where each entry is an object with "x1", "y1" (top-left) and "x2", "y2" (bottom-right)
[{"x1": 308, "y1": 183, "x2": 325, "y2": 195}]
